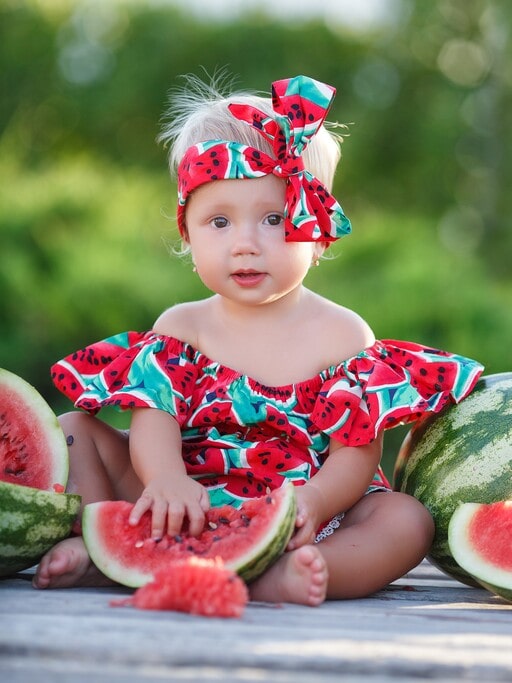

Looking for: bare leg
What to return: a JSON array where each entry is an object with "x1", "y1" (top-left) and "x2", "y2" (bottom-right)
[
  {"x1": 33, "y1": 412, "x2": 141, "y2": 589},
  {"x1": 249, "y1": 492, "x2": 434, "y2": 605},
  {"x1": 322, "y1": 491, "x2": 434, "y2": 599},
  {"x1": 60, "y1": 412, "x2": 141, "y2": 510}
]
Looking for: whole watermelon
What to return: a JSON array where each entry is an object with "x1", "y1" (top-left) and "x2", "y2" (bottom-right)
[{"x1": 393, "y1": 373, "x2": 512, "y2": 585}]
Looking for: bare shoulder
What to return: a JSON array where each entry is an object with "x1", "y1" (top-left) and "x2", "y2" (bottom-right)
[
  {"x1": 309, "y1": 292, "x2": 375, "y2": 362},
  {"x1": 153, "y1": 300, "x2": 211, "y2": 345}
]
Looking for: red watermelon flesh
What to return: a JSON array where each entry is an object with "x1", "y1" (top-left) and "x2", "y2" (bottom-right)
[
  {"x1": 448, "y1": 500, "x2": 512, "y2": 603},
  {"x1": 82, "y1": 484, "x2": 296, "y2": 587},
  {"x1": 0, "y1": 368, "x2": 69, "y2": 491},
  {"x1": 469, "y1": 502, "x2": 512, "y2": 571},
  {"x1": 111, "y1": 557, "x2": 248, "y2": 617}
]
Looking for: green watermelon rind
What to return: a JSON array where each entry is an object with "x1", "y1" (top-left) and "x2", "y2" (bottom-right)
[
  {"x1": 230, "y1": 483, "x2": 297, "y2": 583},
  {"x1": 0, "y1": 480, "x2": 81, "y2": 577},
  {"x1": 394, "y1": 373, "x2": 512, "y2": 585},
  {"x1": 448, "y1": 502, "x2": 512, "y2": 603},
  {"x1": 0, "y1": 367, "x2": 69, "y2": 490},
  {"x1": 82, "y1": 483, "x2": 297, "y2": 588}
]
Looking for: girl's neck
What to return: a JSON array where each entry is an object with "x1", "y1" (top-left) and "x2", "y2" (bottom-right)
[
  {"x1": 198, "y1": 287, "x2": 322, "y2": 385},
  {"x1": 211, "y1": 286, "x2": 312, "y2": 329}
]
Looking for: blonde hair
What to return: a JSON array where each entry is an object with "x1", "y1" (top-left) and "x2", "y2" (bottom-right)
[{"x1": 158, "y1": 72, "x2": 343, "y2": 192}]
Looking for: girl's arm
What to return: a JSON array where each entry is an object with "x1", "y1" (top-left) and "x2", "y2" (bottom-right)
[
  {"x1": 128, "y1": 408, "x2": 210, "y2": 540},
  {"x1": 288, "y1": 433, "x2": 383, "y2": 549}
]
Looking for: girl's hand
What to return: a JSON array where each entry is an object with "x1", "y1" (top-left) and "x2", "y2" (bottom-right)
[
  {"x1": 128, "y1": 475, "x2": 210, "y2": 540},
  {"x1": 287, "y1": 484, "x2": 326, "y2": 550}
]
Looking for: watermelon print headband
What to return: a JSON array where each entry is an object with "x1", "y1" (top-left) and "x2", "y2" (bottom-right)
[{"x1": 177, "y1": 75, "x2": 352, "y2": 243}]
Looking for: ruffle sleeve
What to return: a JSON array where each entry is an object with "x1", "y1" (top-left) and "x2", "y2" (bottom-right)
[
  {"x1": 311, "y1": 339, "x2": 484, "y2": 446},
  {"x1": 51, "y1": 331, "x2": 197, "y2": 424}
]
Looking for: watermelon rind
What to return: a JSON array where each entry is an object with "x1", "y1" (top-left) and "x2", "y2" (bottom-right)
[
  {"x1": 393, "y1": 373, "x2": 512, "y2": 585},
  {"x1": 82, "y1": 483, "x2": 297, "y2": 588},
  {"x1": 83, "y1": 502, "x2": 160, "y2": 587},
  {"x1": 448, "y1": 502, "x2": 512, "y2": 603},
  {"x1": 0, "y1": 480, "x2": 81, "y2": 577},
  {"x1": 230, "y1": 483, "x2": 297, "y2": 583},
  {"x1": 0, "y1": 367, "x2": 69, "y2": 490}
]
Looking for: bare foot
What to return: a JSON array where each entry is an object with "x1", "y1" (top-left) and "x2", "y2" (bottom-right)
[
  {"x1": 249, "y1": 545, "x2": 328, "y2": 606},
  {"x1": 32, "y1": 537, "x2": 114, "y2": 589}
]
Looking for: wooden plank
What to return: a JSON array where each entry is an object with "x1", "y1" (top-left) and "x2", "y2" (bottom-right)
[{"x1": 1, "y1": 563, "x2": 511, "y2": 682}]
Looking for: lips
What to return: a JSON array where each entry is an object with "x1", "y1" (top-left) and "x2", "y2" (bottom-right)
[{"x1": 230, "y1": 270, "x2": 266, "y2": 287}]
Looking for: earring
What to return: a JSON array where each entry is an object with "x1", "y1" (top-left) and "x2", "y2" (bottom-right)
[{"x1": 313, "y1": 258, "x2": 320, "y2": 267}]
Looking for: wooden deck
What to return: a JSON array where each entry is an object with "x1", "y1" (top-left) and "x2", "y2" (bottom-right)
[{"x1": 1, "y1": 561, "x2": 511, "y2": 683}]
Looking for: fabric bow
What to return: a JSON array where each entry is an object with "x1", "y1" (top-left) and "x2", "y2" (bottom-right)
[{"x1": 177, "y1": 75, "x2": 351, "y2": 243}]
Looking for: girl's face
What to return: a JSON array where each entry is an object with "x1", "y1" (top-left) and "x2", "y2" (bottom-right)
[{"x1": 184, "y1": 175, "x2": 322, "y2": 307}]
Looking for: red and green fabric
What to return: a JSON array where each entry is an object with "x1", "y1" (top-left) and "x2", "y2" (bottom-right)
[
  {"x1": 177, "y1": 75, "x2": 351, "y2": 243},
  {"x1": 51, "y1": 332, "x2": 482, "y2": 510}
]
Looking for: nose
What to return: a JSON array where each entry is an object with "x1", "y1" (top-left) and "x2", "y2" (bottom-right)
[{"x1": 231, "y1": 222, "x2": 261, "y2": 256}]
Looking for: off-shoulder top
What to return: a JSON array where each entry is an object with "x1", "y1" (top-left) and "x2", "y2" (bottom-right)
[{"x1": 51, "y1": 332, "x2": 483, "y2": 508}]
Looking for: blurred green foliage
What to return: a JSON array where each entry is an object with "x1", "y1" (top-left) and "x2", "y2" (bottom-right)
[{"x1": 1, "y1": 0, "x2": 511, "y2": 475}]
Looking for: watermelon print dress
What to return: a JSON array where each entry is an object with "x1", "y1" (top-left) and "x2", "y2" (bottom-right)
[{"x1": 51, "y1": 332, "x2": 483, "y2": 512}]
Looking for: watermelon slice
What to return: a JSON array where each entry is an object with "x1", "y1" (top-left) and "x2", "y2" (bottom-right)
[
  {"x1": 112, "y1": 557, "x2": 249, "y2": 617},
  {"x1": 83, "y1": 484, "x2": 297, "y2": 587},
  {"x1": 0, "y1": 367, "x2": 69, "y2": 491},
  {"x1": 448, "y1": 501, "x2": 512, "y2": 603}
]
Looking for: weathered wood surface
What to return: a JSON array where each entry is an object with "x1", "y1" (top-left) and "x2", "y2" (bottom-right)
[{"x1": 1, "y1": 561, "x2": 511, "y2": 683}]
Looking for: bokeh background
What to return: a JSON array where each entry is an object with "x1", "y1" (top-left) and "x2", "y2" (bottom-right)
[{"x1": 2, "y1": 0, "x2": 511, "y2": 477}]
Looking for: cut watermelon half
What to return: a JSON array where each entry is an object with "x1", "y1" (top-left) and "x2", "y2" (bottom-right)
[
  {"x1": 448, "y1": 500, "x2": 512, "y2": 603},
  {"x1": 83, "y1": 483, "x2": 297, "y2": 587},
  {"x1": 0, "y1": 368, "x2": 69, "y2": 491}
]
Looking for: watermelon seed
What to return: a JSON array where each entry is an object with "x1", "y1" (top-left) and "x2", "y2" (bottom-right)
[
  {"x1": 218, "y1": 516, "x2": 230, "y2": 525},
  {"x1": 135, "y1": 540, "x2": 144, "y2": 548},
  {"x1": 174, "y1": 535, "x2": 183, "y2": 543},
  {"x1": 4, "y1": 466, "x2": 25, "y2": 476},
  {"x1": 208, "y1": 522, "x2": 218, "y2": 530}
]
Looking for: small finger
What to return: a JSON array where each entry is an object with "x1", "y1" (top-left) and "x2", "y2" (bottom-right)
[
  {"x1": 295, "y1": 511, "x2": 306, "y2": 528},
  {"x1": 287, "y1": 529, "x2": 302, "y2": 550},
  {"x1": 200, "y1": 489, "x2": 211, "y2": 513},
  {"x1": 287, "y1": 536, "x2": 298, "y2": 550},
  {"x1": 151, "y1": 500, "x2": 168, "y2": 540},
  {"x1": 165, "y1": 502, "x2": 185, "y2": 538},
  {"x1": 288, "y1": 525, "x2": 313, "y2": 550},
  {"x1": 129, "y1": 494, "x2": 152, "y2": 526},
  {"x1": 187, "y1": 507, "x2": 206, "y2": 537}
]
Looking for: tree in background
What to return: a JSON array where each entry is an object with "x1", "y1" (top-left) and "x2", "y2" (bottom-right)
[{"x1": 1, "y1": 0, "x2": 510, "y2": 405}]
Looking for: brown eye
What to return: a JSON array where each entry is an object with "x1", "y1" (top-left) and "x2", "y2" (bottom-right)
[
  {"x1": 266, "y1": 213, "x2": 283, "y2": 226},
  {"x1": 212, "y1": 216, "x2": 228, "y2": 229}
]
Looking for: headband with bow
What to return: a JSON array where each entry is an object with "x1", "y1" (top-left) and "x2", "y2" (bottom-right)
[{"x1": 177, "y1": 75, "x2": 351, "y2": 243}]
